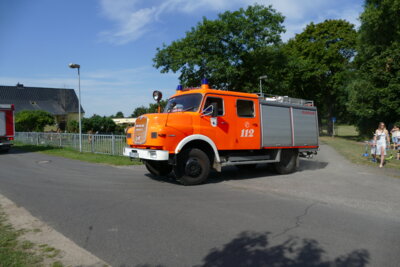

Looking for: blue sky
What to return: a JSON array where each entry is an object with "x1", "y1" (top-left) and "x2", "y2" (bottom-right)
[{"x1": 0, "y1": 0, "x2": 364, "y2": 117}]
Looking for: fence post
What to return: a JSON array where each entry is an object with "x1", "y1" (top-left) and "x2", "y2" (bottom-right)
[
  {"x1": 91, "y1": 135, "x2": 94, "y2": 153},
  {"x1": 36, "y1": 133, "x2": 39, "y2": 146},
  {"x1": 59, "y1": 134, "x2": 62, "y2": 147},
  {"x1": 112, "y1": 134, "x2": 115, "y2": 155}
]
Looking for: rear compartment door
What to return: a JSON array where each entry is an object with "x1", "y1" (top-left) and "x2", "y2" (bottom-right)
[
  {"x1": 0, "y1": 111, "x2": 5, "y2": 136},
  {"x1": 292, "y1": 108, "x2": 318, "y2": 146}
]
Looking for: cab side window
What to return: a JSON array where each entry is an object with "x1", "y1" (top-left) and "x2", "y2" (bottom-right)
[
  {"x1": 237, "y1": 99, "x2": 254, "y2": 117},
  {"x1": 204, "y1": 97, "x2": 224, "y2": 116}
]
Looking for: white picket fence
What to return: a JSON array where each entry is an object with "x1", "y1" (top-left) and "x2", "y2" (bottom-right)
[{"x1": 15, "y1": 132, "x2": 126, "y2": 156}]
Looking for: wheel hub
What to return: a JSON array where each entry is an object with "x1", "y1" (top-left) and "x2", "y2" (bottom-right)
[{"x1": 185, "y1": 159, "x2": 202, "y2": 177}]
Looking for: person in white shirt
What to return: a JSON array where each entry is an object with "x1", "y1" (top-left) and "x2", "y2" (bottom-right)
[{"x1": 372, "y1": 122, "x2": 390, "y2": 168}]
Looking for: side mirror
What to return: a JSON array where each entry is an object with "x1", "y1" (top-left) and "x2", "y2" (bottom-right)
[
  {"x1": 202, "y1": 103, "x2": 218, "y2": 117},
  {"x1": 167, "y1": 101, "x2": 176, "y2": 113}
]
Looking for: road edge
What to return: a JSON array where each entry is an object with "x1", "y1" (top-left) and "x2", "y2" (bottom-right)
[{"x1": 0, "y1": 193, "x2": 110, "y2": 267}]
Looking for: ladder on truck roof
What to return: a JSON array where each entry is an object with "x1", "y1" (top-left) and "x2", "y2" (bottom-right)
[{"x1": 262, "y1": 94, "x2": 314, "y2": 107}]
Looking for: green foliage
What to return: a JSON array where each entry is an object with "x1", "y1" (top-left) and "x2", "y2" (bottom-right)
[
  {"x1": 111, "y1": 111, "x2": 124, "y2": 118},
  {"x1": 66, "y1": 120, "x2": 79, "y2": 133},
  {"x1": 15, "y1": 110, "x2": 55, "y2": 132},
  {"x1": 82, "y1": 115, "x2": 117, "y2": 133},
  {"x1": 348, "y1": 0, "x2": 400, "y2": 135},
  {"x1": 153, "y1": 4, "x2": 285, "y2": 91},
  {"x1": 282, "y1": 20, "x2": 357, "y2": 133},
  {"x1": 358, "y1": 0, "x2": 400, "y2": 57},
  {"x1": 131, "y1": 100, "x2": 167, "y2": 117}
]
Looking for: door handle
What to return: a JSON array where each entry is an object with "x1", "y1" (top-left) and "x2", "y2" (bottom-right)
[{"x1": 252, "y1": 123, "x2": 258, "y2": 127}]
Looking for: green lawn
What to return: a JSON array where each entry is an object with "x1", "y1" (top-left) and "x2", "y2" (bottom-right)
[
  {"x1": 12, "y1": 143, "x2": 141, "y2": 166},
  {"x1": 321, "y1": 124, "x2": 400, "y2": 170}
]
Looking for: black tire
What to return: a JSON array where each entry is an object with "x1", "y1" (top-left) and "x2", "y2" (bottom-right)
[
  {"x1": 274, "y1": 149, "x2": 298, "y2": 174},
  {"x1": 144, "y1": 160, "x2": 172, "y2": 176},
  {"x1": 175, "y1": 148, "x2": 210, "y2": 185},
  {"x1": 236, "y1": 164, "x2": 257, "y2": 170}
]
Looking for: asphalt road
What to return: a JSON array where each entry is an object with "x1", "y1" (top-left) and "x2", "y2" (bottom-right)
[{"x1": 0, "y1": 145, "x2": 399, "y2": 267}]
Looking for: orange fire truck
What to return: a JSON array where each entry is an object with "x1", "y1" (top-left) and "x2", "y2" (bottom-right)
[{"x1": 124, "y1": 80, "x2": 319, "y2": 185}]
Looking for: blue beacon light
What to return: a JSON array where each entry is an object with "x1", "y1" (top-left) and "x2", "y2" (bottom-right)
[
  {"x1": 176, "y1": 85, "x2": 183, "y2": 91},
  {"x1": 201, "y1": 78, "x2": 208, "y2": 85}
]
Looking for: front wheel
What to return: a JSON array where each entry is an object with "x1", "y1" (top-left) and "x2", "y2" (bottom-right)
[
  {"x1": 175, "y1": 148, "x2": 210, "y2": 185},
  {"x1": 144, "y1": 160, "x2": 172, "y2": 176},
  {"x1": 274, "y1": 149, "x2": 298, "y2": 174}
]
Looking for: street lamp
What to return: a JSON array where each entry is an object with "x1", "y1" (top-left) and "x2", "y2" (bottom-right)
[
  {"x1": 69, "y1": 63, "x2": 82, "y2": 152},
  {"x1": 259, "y1": 75, "x2": 267, "y2": 97}
]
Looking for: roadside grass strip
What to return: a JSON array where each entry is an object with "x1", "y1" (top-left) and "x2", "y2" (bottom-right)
[
  {"x1": 320, "y1": 136, "x2": 400, "y2": 171},
  {"x1": 0, "y1": 210, "x2": 63, "y2": 267},
  {"x1": 12, "y1": 142, "x2": 141, "y2": 166}
]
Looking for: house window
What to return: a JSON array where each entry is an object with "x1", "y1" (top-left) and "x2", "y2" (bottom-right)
[{"x1": 237, "y1": 99, "x2": 254, "y2": 118}]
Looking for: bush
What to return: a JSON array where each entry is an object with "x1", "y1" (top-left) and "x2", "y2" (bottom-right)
[{"x1": 15, "y1": 110, "x2": 55, "y2": 132}]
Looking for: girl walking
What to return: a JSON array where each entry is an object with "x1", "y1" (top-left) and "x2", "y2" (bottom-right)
[{"x1": 373, "y1": 122, "x2": 390, "y2": 168}]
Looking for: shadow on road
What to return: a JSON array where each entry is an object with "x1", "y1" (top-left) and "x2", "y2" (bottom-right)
[
  {"x1": 146, "y1": 159, "x2": 329, "y2": 185},
  {"x1": 134, "y1": 231, "x2": 369, "y2": 267},
  {"x1": 298, "y1": 159, "x2": 329, "y2": 172},
  {"x1": 195, "y1": 231, "x2": 369, "y2": 267}
]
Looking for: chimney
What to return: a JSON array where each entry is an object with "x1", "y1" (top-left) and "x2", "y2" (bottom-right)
[{"x1": 16, "y1": 82, "x2": 24, "y2": 88}]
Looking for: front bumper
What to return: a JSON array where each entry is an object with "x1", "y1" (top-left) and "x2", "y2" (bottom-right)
[
  {"x1": 0, "y1": 139, "x2": 12, "y2": 147},
  {"x1": 123, "y1": 147, "x2": 169, "y2": 161}
]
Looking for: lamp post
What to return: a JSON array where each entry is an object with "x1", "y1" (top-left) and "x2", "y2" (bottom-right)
[
  {"x1": 69, "y1": 63, "x2": 82, "y2": 152},
  {"x1": 259, "y1": 75, "x2": 268, "y2": 97}
]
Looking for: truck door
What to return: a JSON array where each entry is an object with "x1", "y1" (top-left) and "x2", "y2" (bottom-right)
[
  {"x1": 234, "y1": 98, "x2": 261, "y2": 149},
  {"x1": 199, "y1": 95, "x2": 233, "y2": 150}
]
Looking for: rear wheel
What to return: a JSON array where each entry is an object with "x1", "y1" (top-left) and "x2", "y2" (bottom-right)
[
  {"x1": 175, "y1": 148, "x2": 210, "y2": 185},
  {"x1": 144, "y1": 160, "x2": 172, "y2": 176},
  {"x1": 274, "y1": 149, "x2": 298, "y2": 174}
]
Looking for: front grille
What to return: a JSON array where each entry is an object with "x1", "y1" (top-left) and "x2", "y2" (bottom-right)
[{"x1": 134, "y1": 116, "x2": 148, "y2": 144}]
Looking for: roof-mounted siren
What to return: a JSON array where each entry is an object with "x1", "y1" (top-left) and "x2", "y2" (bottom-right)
[
  {"x1": 176, "y1": 85, "x2": 183, "y2": 91},
  {"x1": 201, "y1": 78, "x2": 209, "y2": 90}
]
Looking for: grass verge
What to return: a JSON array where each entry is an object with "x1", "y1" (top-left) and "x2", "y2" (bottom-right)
[
  {"x1": 320, "y1": 136, "x2": 400, "y2": 170},
  {"x1": 0, "y1": 210, "x2": 63, "y2": 267},
  {"x1": 12, "y1": 142, "x2": 141, "y2": 166}
]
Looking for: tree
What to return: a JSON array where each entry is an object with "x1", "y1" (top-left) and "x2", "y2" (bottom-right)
[
  {"x1": 131, "y1": 106, "x2": 148, "y2": 118},
  {"x1": 111, "y1": 111, "x2": 124, "y2": 118},
  {"x1": 15, "y1": 110, "x2": 55, "y2": 132},
  {"x1": 153, "y1": 4, "x2": 285, "y2": 91},
  {"x1": 66, "y1": 120, "x2": 79, "y2": 133},
  {"x1": 82, "y1": 115, "x2": 117, "y2": 133},
  {"x1": 131, "y1": 100, "x2": 167, "y2": 117},
  {"x1": 283, "y1": 20, "x2": 357, "y2": 134},
  {"x1": 347, "y1": 0, "x2": 400, "y2": 135}
]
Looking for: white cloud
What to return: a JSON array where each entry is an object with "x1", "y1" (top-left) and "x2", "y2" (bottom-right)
[{"x1": 99, "y1": 0, "x2": 363, "y2": 44}]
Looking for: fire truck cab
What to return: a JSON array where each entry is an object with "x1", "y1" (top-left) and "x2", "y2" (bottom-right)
[
  {"x1": 124, "y1": 80, "x2": 319, "y2": 185},
  {"x1": 0, "y1": 104, "x2": 15, "y2": 152}
]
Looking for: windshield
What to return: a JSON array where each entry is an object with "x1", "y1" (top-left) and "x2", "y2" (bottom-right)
[{"x1": 164, "y1": 94, "x2": 203, "y2": 113}]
